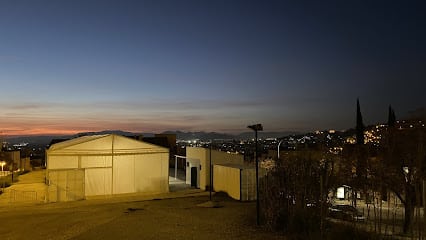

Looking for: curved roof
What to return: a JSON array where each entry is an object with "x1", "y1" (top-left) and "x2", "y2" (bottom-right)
[{"x1": 47, "y1": 134, "x2": 169, "y2": 155}]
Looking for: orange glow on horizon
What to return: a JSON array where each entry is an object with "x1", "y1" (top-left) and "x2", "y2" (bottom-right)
[{"x1": 1, "y1": 128, "x2": 87, "y2": 137}]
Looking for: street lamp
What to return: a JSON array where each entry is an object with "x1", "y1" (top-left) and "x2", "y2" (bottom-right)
[
  {"x1": 277, "y1": 139, "x2": 284, "y2": 159},
  {"x1": 247, "y1": 123, "x2": 263, "y2": 225},
  {"x1": 209, "y1": 141, "x2": 213, "y2": 201},
  {"x1": 0, "y1": 161, "x2": 5, "y2": 176},
  {"x1": 0, "y1": 161, "x2": 5, "y2": 191}
]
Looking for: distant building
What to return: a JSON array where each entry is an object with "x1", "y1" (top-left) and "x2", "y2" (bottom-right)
[{"x1": 20, "y1": 157, "x2": 31, "y2": 171}]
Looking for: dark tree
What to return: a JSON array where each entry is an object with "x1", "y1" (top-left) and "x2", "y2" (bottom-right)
[
  {"x1": 388, "y1": 105, "x2": 396, "y2": 127},
  {"x1": 352, "y1": 99, "x2": 367, "y2": 207},
  {"x1": 356, "y1": 99, "x2": 365, "y2": 145},
  {"x1": 380, "y1": 123, "x2": 426, "y2": 234}
]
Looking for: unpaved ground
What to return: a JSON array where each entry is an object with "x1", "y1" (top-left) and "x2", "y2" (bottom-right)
[
  {"x1": 0, "y1": 194, "x2": 285, "y2": 240},
  {"x1": 0, "y1": 170, "x2": 285, "y2": 239},
  {"x1": 0, "y1": 170, "x2": 47, "y2": 204}
]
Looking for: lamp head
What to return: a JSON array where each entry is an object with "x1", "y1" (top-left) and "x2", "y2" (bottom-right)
[{"x1": 247, "y1": 124, "x2": 263, "y2": 131}]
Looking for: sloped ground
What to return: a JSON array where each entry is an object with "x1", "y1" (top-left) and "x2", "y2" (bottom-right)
[
  {"x1": 0, "y1": 169, "x2": 285, "y2": 240},
  {"x1": 0, "y1": 170, "x2": 47, "y2": 204},
  {"x1": 169, "y1": 167, "x2": 190, "y2": 192},
  {"x1": 0, "y1": 193, "x2": 285, "y2": 240}
]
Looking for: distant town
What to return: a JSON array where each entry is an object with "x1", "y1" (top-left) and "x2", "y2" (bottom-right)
[
  {"x1": 0, "y1": 103, "x2": 425, "y2": 239},
  {"x1": 1, "y1": 117, "x2": 424, "y2": 169}
]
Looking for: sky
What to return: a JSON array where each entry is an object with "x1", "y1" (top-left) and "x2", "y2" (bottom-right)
[{"x1": 0, "y1": 0, "x2": 425, "y2": 136}]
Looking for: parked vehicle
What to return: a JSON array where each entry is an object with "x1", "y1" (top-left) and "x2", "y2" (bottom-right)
[{"x1": 328, "y1": 204, "x2": 365, "y2": 221}]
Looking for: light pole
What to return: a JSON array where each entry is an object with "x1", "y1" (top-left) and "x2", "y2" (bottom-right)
[
  {"x1": 209, "y1": 141, "x2": 213, "y2": 201},
  {"x1": 277, "y1": 139, "x2": 284, "y2": 159},
  {"x1": 247, "y1": 123, "x2": 263, "y2": 225},
  {"x1": 0, "y1": 161, "x2": 5, "y2": 176},
  {"x1": 0, "y1": 161, "x2": 5, "y2": 191}
]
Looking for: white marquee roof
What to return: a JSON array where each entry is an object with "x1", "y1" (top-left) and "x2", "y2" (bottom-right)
[{"x1": 47, "y1": 134, "x2": 169, "y2": 155}]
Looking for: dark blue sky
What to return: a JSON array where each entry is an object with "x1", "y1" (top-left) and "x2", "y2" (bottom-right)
[{"x1": 0, "y1": 0, "x2": 424, "y2": 135}]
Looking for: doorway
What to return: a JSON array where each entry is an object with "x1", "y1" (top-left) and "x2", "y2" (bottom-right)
[{"x1": 190, "y1": 167, "x2": 198, "y2": 187}]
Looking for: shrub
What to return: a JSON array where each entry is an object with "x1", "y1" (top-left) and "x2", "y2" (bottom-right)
[{"x1": 259, "y1": 150, "x2": 334, "y2": 237}]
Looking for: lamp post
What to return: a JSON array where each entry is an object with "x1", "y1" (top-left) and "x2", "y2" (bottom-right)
[
  {"x1": 0, "y1": 161, "x2": 5, "y2": 191},
  {"x1": 209, "y1": 141, "x2": 212, "y2": 201},
  {"x1": 247, "y1": 123, "x2": 263, "y2": 225},
  {"x1": 277, "y1": 139, "x2": 284, "y2": 159},
  {"x1": 0, "y1": 161, "x2": 5, "y2": 176}
]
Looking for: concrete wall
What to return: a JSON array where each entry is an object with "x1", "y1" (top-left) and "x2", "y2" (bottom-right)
[
  {"x1": 213, "y1": 165, "x2": 240, "y2": 200},
  {"x1": 213, "y1": 164, "x2": 257, "y2": 201},
  {"x1": 213, "y1": 164, "x2": 266, "y2": 201},
  {"x1": 186, "y1": 147, "x2": 244, "y2": 190}
]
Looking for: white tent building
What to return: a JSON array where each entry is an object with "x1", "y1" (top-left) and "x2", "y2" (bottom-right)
[{"x1": 46, "y1": 134, "x2": 169, "y2": 202}]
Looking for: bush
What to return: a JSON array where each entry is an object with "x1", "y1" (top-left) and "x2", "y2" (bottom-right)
[{"x1": 259, "y1": 150, "x2": 335, "y2": 237}]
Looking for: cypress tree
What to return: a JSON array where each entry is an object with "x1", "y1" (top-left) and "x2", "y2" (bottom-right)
[
  {"x1": 388, "y1": 105, "x2": 396, "y2": 127},
  {"x1": 356, "y1": 98, "x2": 365, "y2": 145}
]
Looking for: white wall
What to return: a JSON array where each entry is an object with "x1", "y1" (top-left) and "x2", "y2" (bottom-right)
[
  {"x1": 186, "y1": 147, "x2": 244, "y2": 190},
  {"x1": 113, "y1": 155, "x2": 135, "y2": 194},
  {"x1": 85, "y1": 168, "x2": 112, "y2": 196},
  {"x1": 81, "y1": 155, "x2": 112, "y2": 168},
  {"x1": 48, "y1": 155, "x2": 79, "y2": 169},
  {"x1": 185, "y1": 158, "x2": 200, "y2": 188},
  {"x1": 46, "y1": 135, "x2": 169, "y2": 201},
  {"x1": 213, "y1": 165, "x2": 241, "y2": 200},
  {"x1": 134, "y1": 153, "x2": 169, "y2": 193}
]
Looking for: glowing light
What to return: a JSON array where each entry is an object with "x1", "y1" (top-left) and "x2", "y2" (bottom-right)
[
  {"x1": 0, "y1": 161, "x2": 5, "y2": 174},
  {"x1": 337, "y1": 187, "x2": 345, "y2": 199}
]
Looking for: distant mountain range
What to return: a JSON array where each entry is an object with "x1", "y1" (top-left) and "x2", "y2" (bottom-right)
[
  {"x1": 160, "y1": 130, "x2": 301, "y2": 141},
  {"x1": 3, "y1": 130, "x2": 301, "y2": 145},
  {"x1": 3, "y1": 130, "x2": 142, "y2": 146}
]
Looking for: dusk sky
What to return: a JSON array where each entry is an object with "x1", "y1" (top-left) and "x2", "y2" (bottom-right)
[{"x1": 0, "y1": 0, "x2": 425, "y2": 136}]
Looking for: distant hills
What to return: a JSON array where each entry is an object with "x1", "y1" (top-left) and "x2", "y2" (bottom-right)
[
  {"x1": 4, "y1": 130, "x2": 301, "y2": 145},
  {"x1": 160, "y1": 130, "x2": 301, "y2": 141},
  {"x1": 3, "y1": 130, "x2": 142, "y2": 146}
]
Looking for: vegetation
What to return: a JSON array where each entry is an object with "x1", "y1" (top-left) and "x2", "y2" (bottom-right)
[
  {"x1": 259, "y1": 150, "x2": 335, "y2": 237},
  {"x1": 0, "y1": 176, "x2": 12, "y2": 195},
  {"x1": 378, "y1": 126, "x2": 426, "y2": 233},
  {"x1": 259, "y1": 100, "x2": 426, "y2": 238}
]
